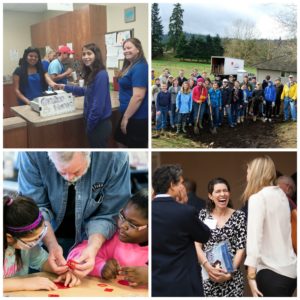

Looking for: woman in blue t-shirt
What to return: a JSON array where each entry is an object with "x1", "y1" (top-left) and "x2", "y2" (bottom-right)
[
  {"x1": 13, "y1": 47, "x2": 56, "y2": 105},
  {"x1": 114, "y1": 38, "x2": 148, "y2": 148}
]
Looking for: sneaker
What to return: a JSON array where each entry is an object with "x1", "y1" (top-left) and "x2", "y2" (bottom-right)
[
  {"x1": 253, "y1": 116, "x2": 257, "y2": 122},
  {"x1": 268, "y1": 118, "x2": 272, "y2": 123},
  {"x1": 230, "y1": 124, "x2": 235, "y2": 128},
  {"x1": 262, "y1": 118, "x2": 267, "y2": 123}
]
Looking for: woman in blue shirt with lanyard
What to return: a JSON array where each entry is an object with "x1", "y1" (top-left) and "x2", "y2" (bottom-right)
[
  {"x1": 13, "y1": 47, "x2": 56, "y2": 105},
  {"x1": 115, "y1": 38, "x2": 148, "y2": 148}
]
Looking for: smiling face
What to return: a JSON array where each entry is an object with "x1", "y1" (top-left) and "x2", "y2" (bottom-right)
[
  {"x1": 209, "y1": 183, "x2": 230, "y2": 210},
  {"x1": 26, "y1": 51, "x2": 39, "y2": 66},
  {"x1": 82, "y1": 47, "x2": 95, "y2": 68},
  {"x1": 118, "y1": 202, "x2": 148, "y2": 244},
  {"x1": 123, "y1": 41, "x2": 140, "y2": 62}
]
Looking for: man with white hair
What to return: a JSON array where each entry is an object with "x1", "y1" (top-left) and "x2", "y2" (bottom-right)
[
  {"x1": 18, "y1": 151, "x2": 131, "y2": 278},
  {"x1": 277, "y1": 175, "x2": 296, "y2": 207}
]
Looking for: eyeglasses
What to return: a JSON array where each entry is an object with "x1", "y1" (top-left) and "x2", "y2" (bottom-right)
[
  {"x1": 16, "y1": 224, "x2": 48, "y2": 249},
  {"x1": 118, "y1": 210, "x2": 148, "y2": 231}
]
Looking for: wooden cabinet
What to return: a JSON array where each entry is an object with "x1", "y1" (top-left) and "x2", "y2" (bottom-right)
[
  {"x1": 31, "y1": 5, "x2": 107, "y2": 62},
  {"x1": 3, "y1": 83, "x2": 18, "y2": 118}
]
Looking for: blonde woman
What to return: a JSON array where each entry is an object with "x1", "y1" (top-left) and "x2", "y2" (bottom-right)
[
  {"x1": 243, "y1": 155, "x2": 297, "y2": 297},
  {"x1": 175, "y1": 81, "x2": 192, "y2": 133}
]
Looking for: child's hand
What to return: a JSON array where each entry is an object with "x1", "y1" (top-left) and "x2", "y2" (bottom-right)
[
  {"x1": 156, "y1": 111, "x2": 161, "y2": 116},
  {"x1": 54, "y1": 271, "x2": 81, "y2": 288},
  {"x1": 119, "y1": 266, "x2": 148, "y2": 287},
  {"x1": 101, "y1": 259, "x2": 120, "y2": 280},
  {"x1": 23, "y1": 276, "x2": 58, "y2": 291}
]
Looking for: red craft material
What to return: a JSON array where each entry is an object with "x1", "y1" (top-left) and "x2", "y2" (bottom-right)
[
  {"x1": 97, "y1": 283, "x2": 108, "y2": 287},
  {"x1": 48, "y1": 294, "x2": 60, "y2": 297},
  {"x1": 55, "y1": 282, "x2": 70, "y2": 289},
  {"x1": 118, "y1": 279, "x2": 130, "y2": 286},
  {"x1": 104, "y1": 288, "x2": 114, "y2": 292},
  {"x1": 66, "y1": 259, "x2": 78, "y2": 270}
]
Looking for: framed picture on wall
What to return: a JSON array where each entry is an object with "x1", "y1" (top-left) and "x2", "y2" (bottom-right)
[{"x1": 124, "y1": 7, "x2": 135, "y2": 23}]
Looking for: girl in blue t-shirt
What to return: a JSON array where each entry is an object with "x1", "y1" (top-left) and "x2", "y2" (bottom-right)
[
  {"x1": 3, "y1": 195, "x2": 80, "y2": 292},
  {"x1": 114, "y1": 38, "x2": 148, "y2": 148},
  {"x1": 13, "y1": 47, "x2": 56, "y2": 105}
]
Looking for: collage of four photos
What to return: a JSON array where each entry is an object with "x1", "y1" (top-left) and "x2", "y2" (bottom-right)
[{"x1": 2, "y1": 0, "x2": 298, "y2": 298}]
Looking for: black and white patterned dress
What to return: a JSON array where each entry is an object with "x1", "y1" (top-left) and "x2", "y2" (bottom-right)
[{"x1": 199, "y1": 209, "x2": 247, "y2": 297}]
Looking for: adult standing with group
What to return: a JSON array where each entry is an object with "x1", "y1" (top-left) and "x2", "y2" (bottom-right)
[
  {"x1": 195, "y1": 178, "x2": 246, "y2": 297},
  {"x1": 152, "y1": 164, "x2": 211, "y2": 297},
  {"x1": 57, "y1": 43, "x2": 112, "y2": 148},
  {"x1": 115, "y1": 38, "x2": 148, "y2": 148},
  {"x1": 242, "y1": 155, "x2": 297, "y2": 297},
  {"x1": 17, "y1": 151, "x2": 131, "y2": 279},
  {"x1": 13, "y1": 47, "x2": 57, "y2": 105}
]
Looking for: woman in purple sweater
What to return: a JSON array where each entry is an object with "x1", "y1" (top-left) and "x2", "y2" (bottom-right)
[{"x1": 58, "y1": 43, "x2": 112, "y2": 148}]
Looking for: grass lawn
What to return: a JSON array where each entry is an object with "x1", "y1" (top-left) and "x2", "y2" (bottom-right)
[{"x1": 152, "y1": 53, "x2": 256, "y2": 80}]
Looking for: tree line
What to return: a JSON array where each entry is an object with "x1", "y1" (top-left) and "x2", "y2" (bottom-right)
[{"x1": 152, "y1": 3, "x2": 297, "y2": 65}]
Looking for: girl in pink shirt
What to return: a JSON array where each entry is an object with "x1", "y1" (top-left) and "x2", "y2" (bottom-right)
[{"x1": 66, "y1": 189, "x2": 148, "y2": 287}]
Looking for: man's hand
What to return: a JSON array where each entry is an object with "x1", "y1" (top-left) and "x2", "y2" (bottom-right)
[
  {"x1": 71, "y1": 245, "x2": 97, "y2": 278},
  {"x1": 101, "y1": 259, "x2": 120, "y2": 280},
  {"x1": 48, "y1": 245, "x2": 68, "y2": 274}
]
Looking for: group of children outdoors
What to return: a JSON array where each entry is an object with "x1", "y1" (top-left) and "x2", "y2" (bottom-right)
[
  {"x1": 151, "y1": 68, "x2": 297, "y2": 135},
  {"x1": 3, "y1": 189, "x2": 148, "y2": 293}
]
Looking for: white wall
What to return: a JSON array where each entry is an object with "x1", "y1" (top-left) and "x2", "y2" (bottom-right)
[
  {"x1": 106, "y1": 3, "x2": 148, "y2": 80},
  {"x1": 3, "y1": 11, "x2": 43, "y2": 75}
]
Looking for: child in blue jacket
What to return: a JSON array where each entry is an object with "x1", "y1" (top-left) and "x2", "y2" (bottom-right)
[
  {"x1": 264, "y1": 81, "x2": 276, "y2": 122},
  {"x1": 208, "y1": 82, "x2": 222, "y2": 127},
  {"x1": 176, "y1": 81, "x2": 192, "y2": 133}
]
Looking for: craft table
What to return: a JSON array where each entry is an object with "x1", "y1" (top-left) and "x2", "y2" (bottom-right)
[{"x1": 4, "y1": 272, "x2": 148, "y2": 297}]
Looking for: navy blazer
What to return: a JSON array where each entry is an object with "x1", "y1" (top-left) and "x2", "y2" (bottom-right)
[{"x1": 152, "y1": 196, "x2": 211, "y2": 297}]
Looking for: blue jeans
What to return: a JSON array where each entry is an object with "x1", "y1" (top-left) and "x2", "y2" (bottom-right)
[
  {"x1": 156, "y1": 107, "x2": 169, "y2": 130},
  {"x1": 231, "y1": 102, "x2": 239, "y2": 124},
  {"x1": 220, "y1": 105, "x2": 233, "y2": 126},
  {"x1": 177, "y1": 113, "x2": 189, "y2": 126},
  {"x1": 193, "y1": 102, "x2": 207, "y2": 126},
  {"x1": 211, "y1": 106, "x2": 220, "y2": 127},
  {"x1": 284, "y1": 97, "x2": 297, "y2": 121},
  {"x1": 170, "y1": 103, "x2": 177, "y2": 126}
]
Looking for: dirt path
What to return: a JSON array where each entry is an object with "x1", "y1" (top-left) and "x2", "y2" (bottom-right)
[{"x1": 152, "y1": 119, "x2": 297, "y2": 148}]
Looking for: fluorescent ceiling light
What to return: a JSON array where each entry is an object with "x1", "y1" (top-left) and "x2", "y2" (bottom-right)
[{"x1": 47, "y1": 3, "x2": 73, "y2": 11}]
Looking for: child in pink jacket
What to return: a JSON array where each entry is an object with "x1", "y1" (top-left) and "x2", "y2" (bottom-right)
[{"x1": 67, "y1": 189, "x2": 148, "y2": 286}]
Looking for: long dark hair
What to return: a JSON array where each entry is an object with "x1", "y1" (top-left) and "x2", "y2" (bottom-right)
[
  {"x1": 207, "y1": 178, "x2": 233, "y2": 212},
  {"x1": 18, "y1": 47, "x2": 47, "y2": 91},
  {"x1": 3, "y1": 195, "x2": 43, "y2": 270},
  {"x1": 81, "y1": 43, "x2": 106, "y2": 86},
  {"x1": 120, "y1": 38, "x2": 146, "y2": 77}
]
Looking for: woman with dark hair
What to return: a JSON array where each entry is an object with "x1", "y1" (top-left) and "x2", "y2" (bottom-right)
[
  {"x1": 195, "y1": 177, "x2": 246, "y2": 297},
  {"x1": 114, "y1": 38, "x2": 148, "y2": 148},
  {"x1": 13, "y1": 47, "x2": 56, "y2": 105},
  {"x1": 58, "y1": 43, "x2": 112, "y2": 148}
]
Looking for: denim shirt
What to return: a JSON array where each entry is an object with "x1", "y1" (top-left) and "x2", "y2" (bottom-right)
[{"x1": 17, "y1": 152, "x2": 131, "y2": 246}]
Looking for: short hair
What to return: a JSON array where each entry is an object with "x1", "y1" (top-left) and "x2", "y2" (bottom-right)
[
  {"x1": 152, "y1": 164, "x2": 183, "y2": 194},
  {"x1": 48, "y1": 152, "x2": 90, "y2": 164},
  {"x1": 277, "y1": 175, "x2": 296, "y2": 198},
  {"x1": 127, "y1": 188, "x2": 148, "y2": 219}
]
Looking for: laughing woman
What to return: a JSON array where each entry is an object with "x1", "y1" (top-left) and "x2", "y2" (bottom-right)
[
  {"x1": 114, "y1": 38, "x2": 148, "y2": 148},
  {"x1": 59, "y1": 43, "x2": 112, "y2": 148},
  {"x1": 195, "y1": 178, "x2": 247, "y2": 297}
]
